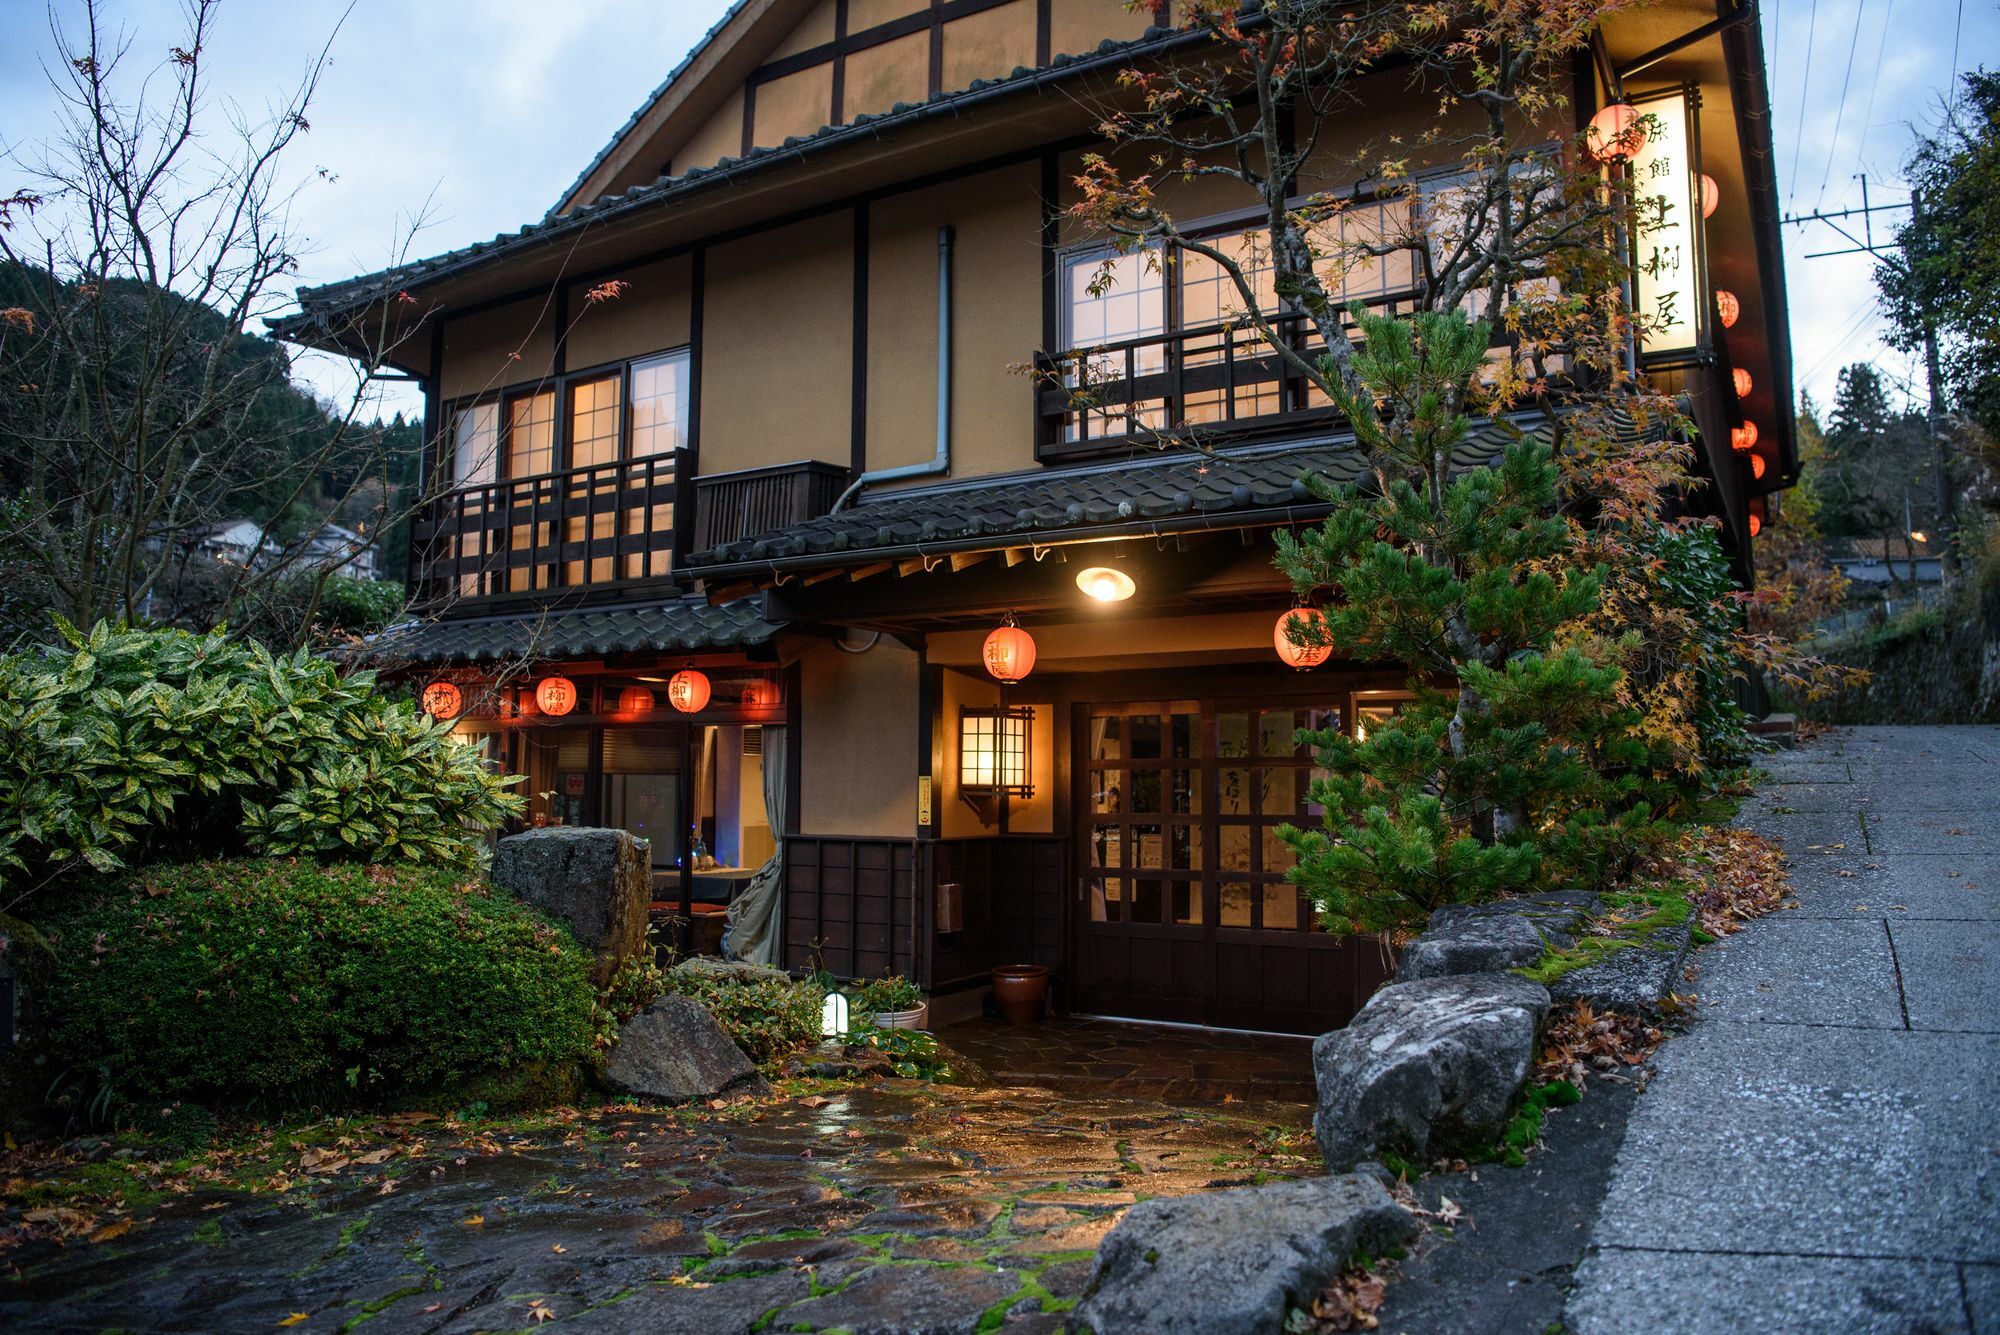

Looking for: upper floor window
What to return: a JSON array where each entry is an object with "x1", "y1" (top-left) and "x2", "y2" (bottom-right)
[{"x1": 629, "y1": 351, "x2": 689, "y2": 458}]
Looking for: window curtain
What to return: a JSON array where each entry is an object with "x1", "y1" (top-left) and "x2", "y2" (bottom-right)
[{"x1": 722, "y1": 726, "x2": 785, "y2": 965}]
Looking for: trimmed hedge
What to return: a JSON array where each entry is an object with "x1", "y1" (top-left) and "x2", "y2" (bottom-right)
[{"x1": 35, "y1": 859, "x2": 596, "y2": 1105}]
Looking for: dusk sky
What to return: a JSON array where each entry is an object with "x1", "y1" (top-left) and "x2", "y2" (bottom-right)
[{"x1": 2, "y1": 0, "x2": 1992, "y2": 424}]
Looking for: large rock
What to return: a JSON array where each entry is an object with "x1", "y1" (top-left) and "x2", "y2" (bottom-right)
[
  {"x1": 603, "y1": 996, "x2": 766, "y2": 1102},
  {"x1": 1313, "y1": 973, "x2": 1551, "y2": 1172},
  {"x1": 668, "y1": 955, "x2": 791, "y2": 988},
  {"x1": 1395, "y1": 891, "x2": 1598, "y2": 982},
  {"x1": 489, "y1": 827, "x2": 649, "y2": 987},
  {"x1": 1548, "y1": 919, "x2": 1694, "y2": 1014},
  {"x1": 1075, "y1": 1173, "x2": 1416, "y2": 1335}
]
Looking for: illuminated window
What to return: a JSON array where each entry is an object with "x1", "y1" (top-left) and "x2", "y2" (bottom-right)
[{"x1": 566, "y1": 376, "x2": 622, "y2": 584}]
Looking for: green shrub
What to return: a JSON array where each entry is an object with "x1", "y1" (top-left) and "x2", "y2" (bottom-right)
[
  {"x1": 33, "y1": 859, "x2": 595, "y2": 1106},
  {"x1": 843, "y1": 1022, "x2": 953, "y2": 1081},
  {"x1": 852, "y1": 975, "x2": 924, "y2": 1015},
  {"x1": 0, "y1": 621, "x2": 521, "y2": 896},
  {"x1": 661, "y1": 969, "x2": 823, "y2": 1065}
]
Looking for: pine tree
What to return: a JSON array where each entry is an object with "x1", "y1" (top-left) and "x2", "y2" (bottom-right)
[{"x1": 1272, "y1": 308, "x2": 1632, "y2": 935}]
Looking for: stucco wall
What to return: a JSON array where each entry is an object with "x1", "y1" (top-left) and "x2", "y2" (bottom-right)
[
  {"x1": 798, "y1": 639, "x2": 921, "y2": 838},
  {"x1": 562, "y1": 253, "x2": 694, "y2": 371},
  {"x1": 701, "y1": 214, "x2": 855, "y2": 472},
  {"x1": 438, "y1": 299, "x2": 557, "y2": 402}
]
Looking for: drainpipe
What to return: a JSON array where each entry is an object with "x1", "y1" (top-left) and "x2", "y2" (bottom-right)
[{"x1": 831, "y1": 225, "x2": 954, "y2": 511}]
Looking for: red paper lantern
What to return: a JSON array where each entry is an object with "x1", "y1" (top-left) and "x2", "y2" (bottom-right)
[
  {"x1": 535, "y1": 676, "x2": 578, "y2": 717},
  {"x1": 1716, "y1": 290, "x2": 1741, "y2": 328},
  {"x1": 617, "y1": 686, "x2": 655, "y2": 715},
  {"x1": 1733, "y1": 367, "x2": 1753, "y2": 398},
  {"x1": 1731, "y1": 422, "x2": 1759, "y2": 452},
  {"x1": 1586, "y1": 102, "x2": 1643, "y2": 162},
  {"x1": 1749, "y1": 453, "x2": 1767, "y2": 479},
  {"x1": 1274, "y1": 607, "x2": 1333, "y2": 670},
  {"x1": 421, "y1": 680, "x2": 463, "y2": 721},
  {"x1": 741, "y1": 679, "x2": 780, "y2": 708},
  {"x1": 1748, "y1": 512, "x2": 1763, "y2": 538},
  {"x1": 983, "y1": 621, "x2": 1037, "y2": 683},
  {"x1": 667, "y1": 669, "x2": 711, "y2": 714},
  {"x1": 1700, "y1": 174, "x2": 1720, "y2": 218}
]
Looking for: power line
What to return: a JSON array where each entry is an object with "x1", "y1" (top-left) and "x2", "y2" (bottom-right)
[
  {"x1": 1788, "y1": 0, "x2": 1821, "y2": 202},
  {"x1": 1948, "y1": 0, "x2": 1966, "y2": 108},
  {"x1": 1851, "y1": 0, "x2": 1897, "y2": 179},
  {"x1": 1815, "y1": 0, "x2": 1870, "y2": 206}
]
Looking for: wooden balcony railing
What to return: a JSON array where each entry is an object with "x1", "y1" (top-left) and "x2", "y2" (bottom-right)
[
  {"x1": 691, "y1": 460, "x2": 850, "y2": 555},
  {"x1": 408, "y1": 451, "x2": 684, "y2": 609},
  {"x1": 1034, "y1": 292, "x2": 1469, "y2": 463}
]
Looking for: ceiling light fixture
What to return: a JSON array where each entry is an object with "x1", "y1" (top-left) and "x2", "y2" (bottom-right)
[{"x1": 1076, "y1": 566, "x2": 1136, "y2": 602}]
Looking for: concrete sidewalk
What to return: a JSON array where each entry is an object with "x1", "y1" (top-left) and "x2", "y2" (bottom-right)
[{"x1": 1567, "y1": 727, "x2": 2000, "y2": 1334}]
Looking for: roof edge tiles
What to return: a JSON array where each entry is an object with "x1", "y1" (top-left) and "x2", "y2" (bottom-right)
[
  {"x1": 354, "y1": 594, "x2": 779, "y2": 669},
  {"x1": 270, "y1": 27, "x2": 1192, "y2": 338}
]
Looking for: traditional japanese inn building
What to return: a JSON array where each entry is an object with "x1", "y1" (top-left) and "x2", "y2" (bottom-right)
[{"x1": 277, "y1": 0, "x2": 1794, "y2": 1034}]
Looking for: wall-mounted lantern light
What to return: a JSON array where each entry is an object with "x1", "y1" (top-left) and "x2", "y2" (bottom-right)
[
  {"x1": 960, "y1": 705, "x2": 1034, "y2": 797},
  {"x1": 1076, "y1": 566, "x2": 1137, "y2": 602}
]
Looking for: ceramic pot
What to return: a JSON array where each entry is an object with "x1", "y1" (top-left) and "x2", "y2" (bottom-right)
[
  {"x1": 991, "y1": 964, "x2": 1050, "y2": 1026},
  {"x1": 873, "y1": 1004, "x2": 928, "y2": 1030}
]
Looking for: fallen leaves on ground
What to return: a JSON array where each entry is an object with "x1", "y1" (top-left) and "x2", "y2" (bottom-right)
[
  {"x1": 1303, "y1": 1265, "x2": 1390, "y2": 1331},
  {"x1": 1677, "y1": 826, "x2": 1794, "y2": 938},
  {"x1": 1536, "y1": 1002, "x2": 1665, "y2": 1091}
]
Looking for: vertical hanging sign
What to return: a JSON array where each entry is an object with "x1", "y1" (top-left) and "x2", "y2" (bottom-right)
[{"x1": 1628, "y1": 86, "x2": 1707, "y2": 363}]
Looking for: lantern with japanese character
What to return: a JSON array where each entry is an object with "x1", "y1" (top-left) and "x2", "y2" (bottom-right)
[
  {"x1": 421, "y1": 680, "x2": 464, "y2": 721},
  {"x1": 1731, "y1": 422, "x2": 1759, "y2": 453},
  {"x1": 982, "y1": 617, "x2": 1036, "y2": 683},
  {"x1": 667, "y1": 669, "x2": 711, "y2": 714},
  {"x1": 535, "y1": 676, "x2": 578, "y2": 717},
  {"x1": 1274, "y1": 607, "x2": 1333, "y2": 670},
  {"x1": 1716, "y1": 290, "x2": 1741, "y2": 328}
]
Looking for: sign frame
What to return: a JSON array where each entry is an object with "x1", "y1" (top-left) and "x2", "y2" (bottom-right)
[{"x1": 1626, "y1": 84, "x2": 1711, "y2": 369}]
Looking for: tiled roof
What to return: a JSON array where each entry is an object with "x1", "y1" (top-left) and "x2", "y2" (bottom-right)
[
  {"x1": 685, "y1": 425, "x2": 1539, "y2": 573},
  {"x1": 356, "y1": 595, "x2": 777, "y2": 669},
  {"x1": 272, "y1": 28, "x2": 1189, "y2": 334}
]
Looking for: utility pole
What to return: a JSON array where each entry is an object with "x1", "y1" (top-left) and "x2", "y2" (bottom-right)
[
  {"x1": 1783, "y1": 177, "x2": 1957, "y2": 587},
  {"x1": 1911, "y1": 189, "x2": 1957, "y2": 584}
]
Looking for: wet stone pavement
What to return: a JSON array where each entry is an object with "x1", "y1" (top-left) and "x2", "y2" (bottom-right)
[{"x1": 2, "y1": 1080, "x2": 1317, "y2": 1334}]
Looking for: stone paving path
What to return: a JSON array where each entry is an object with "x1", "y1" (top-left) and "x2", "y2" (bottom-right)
[
  {"x1": 1567, "y1": 726, "x2": 2000, "y2": 1334},
  {"x1": 2, "y1": 1080, "x2": 1314, "y2": 1334}
]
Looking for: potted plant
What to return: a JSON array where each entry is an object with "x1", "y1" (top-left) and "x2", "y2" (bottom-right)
[{"x1": 854, "y1": 975, "x2": 926, "y2": 1029}]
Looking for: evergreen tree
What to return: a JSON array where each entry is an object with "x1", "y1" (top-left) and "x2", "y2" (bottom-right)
[{"x1": 1272, "y1": 309, "x2": 1637, "y2": 934}]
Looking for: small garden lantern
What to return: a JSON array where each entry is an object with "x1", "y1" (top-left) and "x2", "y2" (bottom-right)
[
  {"x1": 960, "y1": 705, "x2": 1034, "y2": 797},
  {"x1": 535, "y1": 676, "x2": 578, "y2": 716},
  {"x1": 420, "y1": 680, "x2": 463, "y2": 720},
  {"x1": 667, "y1": 668, "x2": 711, "y2": 714},
  {"x1": 820, "y1": 990, "x2": 850, "y2": 1037},
  {"x1": 982, "y1": 615, "x2": 1036, "y2": 683},
  {"x1": 1274, "y1": 606, "x2": 1333, "y2": 670},
  {"x1": 1716, "y1": 290, "x2": 1741, "y2": 328}
]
